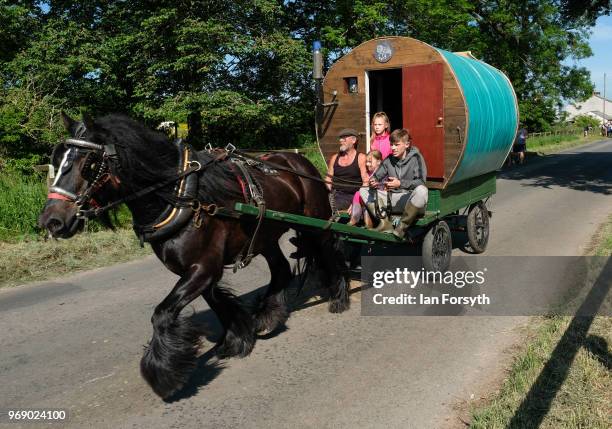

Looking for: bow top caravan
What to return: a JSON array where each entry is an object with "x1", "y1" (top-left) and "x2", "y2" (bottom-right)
[{"x1": 316, "y1": 36, "x2": 519, "y2": 188}]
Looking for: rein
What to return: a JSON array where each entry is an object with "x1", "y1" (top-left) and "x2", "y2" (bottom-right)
[
  {"x1": 76, "y1": 161, "x2": 204, "y2": 219},
  {"x1": 48, "y1": 137, "x2": 361, "y2": 270},
  {"x1": 228, "y1": 148, "x2": 364, "y2": 188},
  {"x1": 51, "y1": 139, "x2": 363, "y2": 216},
  {"x1": 48, "y1": 137, "x2": 224, "y2": 220}
]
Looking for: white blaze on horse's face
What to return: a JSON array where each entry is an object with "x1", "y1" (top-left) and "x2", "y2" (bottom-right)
[
  {"x1": 40, "y1": 145, "x2": 88, "y2": 238},
  {"x1": 52, "y1": 147, "x2": 73, "y2": 186}
]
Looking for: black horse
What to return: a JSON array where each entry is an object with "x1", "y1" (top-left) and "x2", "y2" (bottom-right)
[{"x1": 39, "y1": 113, "x2": 350, "y2": 399}]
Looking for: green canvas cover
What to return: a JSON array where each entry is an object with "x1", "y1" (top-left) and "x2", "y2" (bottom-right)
[{"x1": 436, "y1": 49, "x2": 519, "y2": 184}]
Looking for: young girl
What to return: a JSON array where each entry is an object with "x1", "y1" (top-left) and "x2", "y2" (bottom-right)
[
  {"x1": 370, "y1": 112, "x2": 391, "y2": 159},
  {"x1": 349, "y1": 150, "x2": 383, "y2": 226}
]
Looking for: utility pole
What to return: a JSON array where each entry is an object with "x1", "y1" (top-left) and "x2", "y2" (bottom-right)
[{"x1": 604, "y1": 73, "x2": 607, "y2": 121}]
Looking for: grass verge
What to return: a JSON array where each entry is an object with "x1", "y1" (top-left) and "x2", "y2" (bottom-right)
[
  {"x1": 470, "y1": 316, "x2": 611, "y2": 428},
  {"x1": 302, "y1": 141, "x2": 327, "y2": 174},
  {"x1": 0, "y1": 170, "x2": 47, "y2": 241},
  {"x1": 589, "y1": 214, "x2": 612, "y2": 257},
  {"x1": 527, "y1": 134, "x2": 603, "y2": 155},
  {"x1": 0, "y1": 229, "x2": 151, "y2": 288},
  {"x1": 468, "y1": 216, "x2": 612, "y2": 428}
]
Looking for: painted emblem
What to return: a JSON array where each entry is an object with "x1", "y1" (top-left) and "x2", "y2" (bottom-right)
[{"x1": 374, "y1": 41, "x2": 393, "y2": 63}]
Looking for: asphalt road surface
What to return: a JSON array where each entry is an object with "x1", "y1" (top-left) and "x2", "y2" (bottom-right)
[{"x1": 1, "y1": 139, "x2": 611, "y2": 428}]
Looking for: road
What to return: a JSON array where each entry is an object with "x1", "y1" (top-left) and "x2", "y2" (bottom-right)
[{"x1": 1, "y1": 139, "x2": 611, "y2": 428}]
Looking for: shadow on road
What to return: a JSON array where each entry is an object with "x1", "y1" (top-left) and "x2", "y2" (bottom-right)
[
  {"x1": 505, "y1": 258, "x2": 611, "y2": 428},
  {"x1": 164, "y1": 348, "x2": 225, "y2": 403},
  {"x1": 499, "y1": 150, "x2": 612, "y2": 195},
  {"x1": 170, "y1": 268, "x2": 355, "y2": 401}
]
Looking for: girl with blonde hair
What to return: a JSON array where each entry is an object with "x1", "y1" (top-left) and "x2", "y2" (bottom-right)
[
  {"x1": 349, "y1": 149, "x2": 384, "y2": 226},
  {"x1": 370, "y1": 112, "x2": 391, "y2": 159}
]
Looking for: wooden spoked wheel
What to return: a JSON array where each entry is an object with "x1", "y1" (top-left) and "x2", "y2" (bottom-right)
[
  {"x1": 422, "y1": 220, "x2": 452, "y2": 272},
  {"x1": 466, "y1": 202, "x2": 490, "y2": 254}
]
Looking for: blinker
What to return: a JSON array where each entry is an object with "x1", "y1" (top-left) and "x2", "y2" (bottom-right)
[{"x1": 81, "y1": 151, "x2": 104, "y2": 182}]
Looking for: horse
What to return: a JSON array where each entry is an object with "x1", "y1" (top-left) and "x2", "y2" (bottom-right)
[{"x1": 38, "y1": 112, "x2": 350, "y2": 399}]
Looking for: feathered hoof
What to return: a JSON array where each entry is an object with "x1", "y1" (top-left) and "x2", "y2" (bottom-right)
[
  {"x1": 140, "y1": 317, "x2": 202, "y2": 399},
  {"x1": 215, "y1": 328, "x2": 255, "y2": 359},
  {"x1": 253, "y1": 297, "x2": 289, "y2": 335},
  {"x1": 328, "y1": 296, "x2": 350, "y2": 313}
]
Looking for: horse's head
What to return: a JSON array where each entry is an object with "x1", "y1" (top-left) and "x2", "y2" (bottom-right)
[{"x1": 38, "y1": 112, "x2": 120, "y2": 238}]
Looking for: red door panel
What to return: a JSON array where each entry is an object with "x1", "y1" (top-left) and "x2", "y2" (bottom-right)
[{"x1": 402, "y1": 63, "x2": 445, "y2": 179}]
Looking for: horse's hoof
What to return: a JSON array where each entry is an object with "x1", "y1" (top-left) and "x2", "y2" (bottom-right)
[
  {"x1": 141, "y1": 345, "x2": 193, "y2": 399},
  {"x1": 140, "y1": 316, "x2": 202, "y2": 399},
  {"x1": 253, "y1": 297, "x2": 288, "y2": 335},
  {"x1": 328, "y1": 298, "x2": 350, "y2": 313},
  {"x1": 215, "y1": 329, "x2": 255, "y2": 359},
  {"x1": 258, "y1": 327, "x2": 273, "y2": 336}
]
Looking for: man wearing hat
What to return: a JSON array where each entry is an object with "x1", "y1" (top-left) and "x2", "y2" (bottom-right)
[{"x1": 326, "y1": 128, "x2": 369, "y2": 211}]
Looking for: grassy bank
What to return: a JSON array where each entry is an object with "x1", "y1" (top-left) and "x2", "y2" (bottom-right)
[
  {"x1": 302, "y1": 141, "x2": 327, "y2": 174},
  {"x1": 590, "y1": 214, "x2": 612, "y2": 257},
  {"x1": 527, "y1": 134, "x2": 603, "y2": 155},
  {"x1": 469, "y1": 216, "x2": 612, "y2": 428},
  {"x1": 0, "y1": 170, "x2": 47, "y2": 241},
  {"x1": 470, "y1": 316, "x2": 611, "y2": 428},
  {"x1": 0, "y1": 229, "x2": 150, "y2": 288}
]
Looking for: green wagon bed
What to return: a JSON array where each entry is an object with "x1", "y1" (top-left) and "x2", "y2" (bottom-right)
[{"x1": 233, "y1": 172, "x2": 495, "y2": 270}]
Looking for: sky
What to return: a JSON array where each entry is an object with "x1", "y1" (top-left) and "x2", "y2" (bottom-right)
[{"x1": 575, "y1": 14, "x2": 612, "y2": 96}]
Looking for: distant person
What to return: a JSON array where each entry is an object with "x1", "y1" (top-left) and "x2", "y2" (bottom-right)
[
  {"x1": 583, "y1": 125, "x2": 589, "y2": 137},
  {"x1": 326, "y1": 129, "x2": 369, "y2": 211},
  {"x1": 369, "y1": 112, "x2": 392, "y2": 159},
  {"x1": 608, "y1": 122, "x2": 612, "y2": 137},
  {"x1": 513, "y1": 126, "x2": 528, "y2": 165}
]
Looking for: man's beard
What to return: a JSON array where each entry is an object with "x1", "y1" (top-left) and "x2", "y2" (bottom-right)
[{"x1": 339, "y1": 144, "x2": 349, "y2": 153}]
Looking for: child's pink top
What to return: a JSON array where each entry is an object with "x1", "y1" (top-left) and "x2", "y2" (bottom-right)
[{"x1": 371, "y1": 133, "x2": 391, "y2": 159}]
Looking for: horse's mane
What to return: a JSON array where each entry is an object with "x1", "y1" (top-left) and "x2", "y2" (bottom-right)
[{"x1": 93, "y1": 114, "x2": 245, "y2": 206}]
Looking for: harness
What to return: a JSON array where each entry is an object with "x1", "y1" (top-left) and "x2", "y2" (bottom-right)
[
  {"x1": 223, "y1": 144, "x2": 267, "y2": 271},
  {"x1": 48, "y1": 136, "x2": 274, "y2": 270},
  {"x1": 48, "y1": 135, "x2": 118, "y2": 209},
  {"x1": 131, "y1": 141, "x2": 203, "y2": 244},
  {"x1": 48, "y1": 133, "x2": 366, "y2": 270}
]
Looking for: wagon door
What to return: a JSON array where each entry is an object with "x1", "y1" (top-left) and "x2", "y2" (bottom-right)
[{"x1": 402, "y1": 63, "x2": 445, "y2": 180}]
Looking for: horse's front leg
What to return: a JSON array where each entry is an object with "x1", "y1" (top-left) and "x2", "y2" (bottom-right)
[{"x1": 140, "y1": 264, "x2": 221, "y2": 399}]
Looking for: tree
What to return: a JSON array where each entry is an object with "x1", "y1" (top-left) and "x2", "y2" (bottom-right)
[
  {"x1": 573, "y1": 114, "x2": 600, "y2": 129},
  {"x1": 462, "y1": 0, "x2": 601, "y2": 130},
  {"x1": 1, "y1": 0, "x2": 611, "y2": 159},
  {"x1": 283, "y1": 0, "x2": 608, "y2": 131}
]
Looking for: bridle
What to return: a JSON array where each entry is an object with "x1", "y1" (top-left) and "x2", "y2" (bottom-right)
[
  {"x1": 47, "y1": 134, "x2": 210, "y2": 221},
  {"x1": 47, "y1": 137, "x2": 119, "y2": 218}
]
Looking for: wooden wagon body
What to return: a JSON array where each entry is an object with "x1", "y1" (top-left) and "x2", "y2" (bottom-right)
[
  {"x1": 316, "y1": 36, "x2": 519, "y2": 189},
  {"x1": 233, "y1": 37, "x2": 520, "y2": 270}
]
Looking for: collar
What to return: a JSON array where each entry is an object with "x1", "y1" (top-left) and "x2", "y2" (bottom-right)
[{"x1": 134, "y1": 142, "x2": 200, "y2": 243}]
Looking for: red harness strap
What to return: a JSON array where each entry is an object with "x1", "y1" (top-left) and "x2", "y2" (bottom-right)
[
  {"x1": 228, "y1": 162, "x2": 249, "y2": 202},
  {"x1": 47, "y1": 192, "x2": 73, "y2": 202}
]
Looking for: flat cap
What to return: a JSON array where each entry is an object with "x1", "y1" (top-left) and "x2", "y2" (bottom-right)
[{"x1": 338, "y1": 128, "x2": 359, "y2": 138}]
